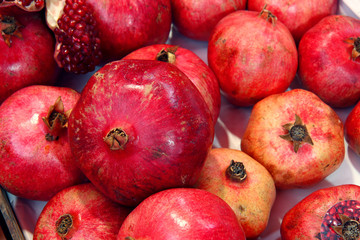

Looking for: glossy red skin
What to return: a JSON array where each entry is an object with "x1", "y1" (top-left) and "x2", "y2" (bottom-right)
[
  {"x1": 117, "y1": 188, "x2": 246, "y2": 239},
  {"x1": 281, "y1": 184, "x2": 360, "y2": 239},
  {"x1": 298, "y1": 15, "x2": 360, "y2": 108},
  {"x1": 0, "y1": 85, "x2": 86, "y2": 201},
  {"x1": 68, "y1": 59, "x2": 214, "y2": 206},
  {"x1": 247, "y1": 0, "x2": 337, "y2": 43},
  {"x1": 0, "y1": 7, "x2": 58, "y2": 104},
  {"x1": 34, "y1": 183, "x2": 132, "y2": 240},
  {"x1": 86, "y1": 0, "x2": 171, "y2": 61},
  {"x1": 241, "y1": 89, "x2": 345, "y2": 189},
  {"x1": 170, "y1": 0, "x2": 246, "y2": 41},
  {"x1": 345, "y1": 101, "x2": 360, "y2": 156},
  {"x1": 208, "y1": 10, "x2": 298, "y2": 107},
  {"x1": 124, "y1": 44, "x2": 221, "y2": 125},
  {"x1": 195, "y1": 148, "x2": 276, "y2": 238}
]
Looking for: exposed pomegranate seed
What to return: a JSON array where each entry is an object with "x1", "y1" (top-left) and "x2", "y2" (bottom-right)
[
  {"x1": 19, "y1": 0, "x2": 43, "y2": 9},
  {"x1": 54, "y1": 0, "x2": 101, "y2": 74}
]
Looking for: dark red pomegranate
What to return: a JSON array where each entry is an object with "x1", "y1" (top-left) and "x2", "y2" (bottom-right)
[
  {"x1": 281, "y1": 184, "x2": 360, "y2": 239},
  {"x1": 0, "y1": 85, "x2": 86, "y2": 201},
  {"x1": 170, "y1": 0, "x2": 246, "y2": 41},
  {"x1": 45, "y1": 0, "x2": 171, "y2": 74},
  {"x1": 247, "y1": 0, "x2": 338, "y2": 43},
  {"x1": 34, "y1": 183, "x2": 131, "y2": 240},
  {"x1": 117, "y1": 188, "x2": 246, "y2": 239},
  {"x1": 68, "y1": 59, "x2": 214, "y2": 206},
  {"x1": 207, "y1": 7, "x2": 298, "y2": 107},
  {"x1": 298, "y1": 15, "x2": 360, "y2": 108},
  {"x1": 123, "y1": 44, "x2": 221, "y2": 125},
  {"x1": 0, "y1": 0, "x2": 44, "y2": 11},
  {"x1": 0, "y1": 6, "x2": 58, "y2": 104},
  {"x1": 345, "y1": 101, "x2": 360, "y2": 156}
]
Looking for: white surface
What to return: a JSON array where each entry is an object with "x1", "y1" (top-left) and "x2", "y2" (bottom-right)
[{"x1": 7, "y1": 1, "x2": 360, "y2": 239}]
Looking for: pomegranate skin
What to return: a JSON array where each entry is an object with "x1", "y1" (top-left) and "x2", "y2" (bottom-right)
[
  {"x1": 68, "y1": 59, "x2": 214, "y2": 206},
  {"x1": 0, "y1": 7, "x2": 58, "y2": 104},
  {"x1": 195, "y1": 148, "x2": 276, "y2": 238},
  {"x1": 241, "y1": 89, "x2": 345, "y2": 189},
  {"x1": 170, "y1": 0, "x2": 246, "y2": 41},
  {"x1": 208, "y1": 10, "x2": 298, "y2": 107},
  {"x1": 298, "y1": 15, "x2": 360, "y2": 108},
  {"x1": 345, "y1": 101, "x2": 360, "y2": 156},
  {"x1": 124, "y1": 44, "x2": 221, "y2": 125},
  {"x1": 281, "y1": 184, "x2": 360, "y2": 239},
  {"x1": 0, "y1": 85, "x2": 86, "y2": 201},
  {"x1": 86, "y1": 0, "x2": 172, "y2": 61},
  {"x1": 248, "y1": 0, "x2": 338, "y2": 43},
  {"x1": 117, "y1": 188, "x2": 246, "y2": 239},
  {"x1": 34, "y1": 183, "x2": 131, "y2": 240}
]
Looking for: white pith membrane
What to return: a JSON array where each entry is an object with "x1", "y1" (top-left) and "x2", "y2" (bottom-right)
[{"x1": 0, "y1": 0, "x2": 44, "y2": 11}]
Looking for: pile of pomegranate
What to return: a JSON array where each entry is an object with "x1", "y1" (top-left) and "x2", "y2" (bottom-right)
[{"x1": 0, "y1": 0, "x2": 359, "y2": 239}]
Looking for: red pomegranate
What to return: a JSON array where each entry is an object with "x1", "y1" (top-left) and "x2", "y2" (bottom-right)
[
  {"x1": 241, "y1": 89, "x2": 345, "y2": 189},
  {"x1": 0, "y1": 6, "x2": 58, "y2": 104},
  {"x1": 45, "y1": 0, "x2": 172, "y2": 74},
  {"x1": 123, "y1": 44, "x2": 221, "y2": 125},
  {"x1": 194, "y1": 148, "x2": 276, "y2": 238},
  {"x1": 207, "y1": 7, "x2": 298, "y2": 107},
  {"x1": 0, "y1": 85, "x2": 86, "y2": 201},
  {"x1": 247, "y1": 0, "x2": 338, "y2": 43},
  {"x1": 345, "y1": 101, "x2": 360, "y2": 156},
  {"x1": 117, "y1": 188, "x2": 246, "y2": 239},
  {"x1": 281, "y1": 184, "x2": 360, "y2": 239},
  {"x1": 0, "y1": 0, "x2": 44, "y2": 11},
  {"x1": 298, "y1": 15, "x2": 360, "y2": 108},
  {"x1": 170, "y1": 0, "x2": 246, "y2": 41},
  {"x1": 68, "y1": 59, "x2": 214, "y2": 206},
  {"x1": 34, "y1": 183, "x2": 132, "y2": 240}
]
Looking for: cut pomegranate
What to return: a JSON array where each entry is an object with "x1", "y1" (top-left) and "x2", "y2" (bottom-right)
[
  {"x1": 0, "y1": 0, "x2": 44, "y2": 11},
  {"x1": 46, "y1": 0, "x2": 101, "y2": 74}
]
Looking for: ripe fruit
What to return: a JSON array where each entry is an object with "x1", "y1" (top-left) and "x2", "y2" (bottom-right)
[
  {"x1": 68, "y1": 59, "x2": 214, "y2": 206},
  {"x1": 345, "y1": 101, "x2": 360, "y2": 156},
  {"x1": 170, "y1": 0, "x2": 246, "y2": 41},
  {"x1": 247, "y1": 0, "x2": 338, "y2": 43},
  {"x1": 281, "y1": 184, "x2": 360, "y2": 239},
  {"x1": 0, "y1": 85, "x2": 86, "y2": 201},
  {"x1": 298, "y1": 15, "x2": 360, "y2": 108},
  {"x1": 0, "y1": 6, "x2": 58, "y2": 104},
  {"x1": 241, "y1": 89, "x2": 345, "y2": 189},
  {"x1": 34, "y1": 183, "x2": 131, "y2": 240},
  {"x1": 208, "y1": 7, "x2": 298, "y2": 107},
  {"x1": 117, "y1": 188, "x2": 246, "y2": 239},
  {"x1": 0, "y1": 0, "x2": 44, "y2": 11},
  {"x1": 45, "y1": 0, "x2": 171, "y2": 74},
  {"x1": 124, "y1": 44, "x2": 221, "y2": 125},
  {"x1": 195, "y1": 148, "x2": 276, "y2": 238}
]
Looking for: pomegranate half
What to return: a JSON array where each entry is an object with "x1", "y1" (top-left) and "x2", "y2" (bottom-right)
[{"x1": 68, "y1": 59, "x2": 214, "y2": 206}]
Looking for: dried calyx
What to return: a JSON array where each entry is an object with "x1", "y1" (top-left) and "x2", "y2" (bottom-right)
[
  {"x1": 104, "y1": 128, "x2": 129, "y2": 150},
  {"x1": 156, "y1": 45, "x2": 179, "y2": 64},
  {"x1": 346, "y1": 37, "x2": 360, "y2": 61},
  {"x1": 0, "y1": 0, "x2": 44, "y2": 12},
  {"x1": 280, "y1": 114, "x2": 313, "y2": 153},
  {"x1": 45, "y1": 0, "x2": 102, "y2": 74},
  {"x1": 226, "y1": 160, "x2": 247, "y2": 182},
  {"x1": 56, "y1": 214, "x2": 73, "y2": 237},
  {"x1": 42, "y1": 96, "x2": 71, "y2": 141},
  {"x1": 259, "y1": 4, "x2": 277, "y2": 26},
  {"x1": 0, "y1": 14, "x2": 23, "y2": 47},
  {"x1": 332, "y1": 215, "x2": 360, "y2": 240}
]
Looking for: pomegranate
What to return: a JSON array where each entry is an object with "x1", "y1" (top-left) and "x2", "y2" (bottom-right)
[
  {"x1": 241, "y1": 89, "x2": 345, "y2": 189},
  {"x1": 34, "y1": 183, "x2": 132, "y2": 240},
  {"x1": 345, "y1": 101, "x2": 360, "y2": 156},
  {"x1": 45, "y1": 0, "x2": 171, "y2": 74},
  {"x1": 68, "y1": 59, "x2": 214, "y2": 206},
  {"x1": 123, "y1": 44, "x2": 221, "y2": 125},
  {"x1": 0, "y1": 85, "x2": 86, "y2": 201},
  {"x1": 0, "y1": 6, "x2": 58, "y2": 104},
  {"x1": 281, "y1": 184, "x2": 360, "y2": 239},
  {"x1": 0, "y1": 0, "x2": 44, "y2": 11},
  {"x1": 207, "y1": 6, "x2": 298, "y2": 107},
  {"x1": 194, "y1": 148, "x2": 276, "y2": 238},
  {"x1": 117, "y1": 188, "x2": 246, "y2": 239},
  {"x1": 298, "y1": 15, "x2": 360, "y2": 108},
  {"x1": 170, "y1": 0, "x2": 246, "y2": 41},
  {"x1": 247, "y1": 0, "x2": 338, "y2": 43}
]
